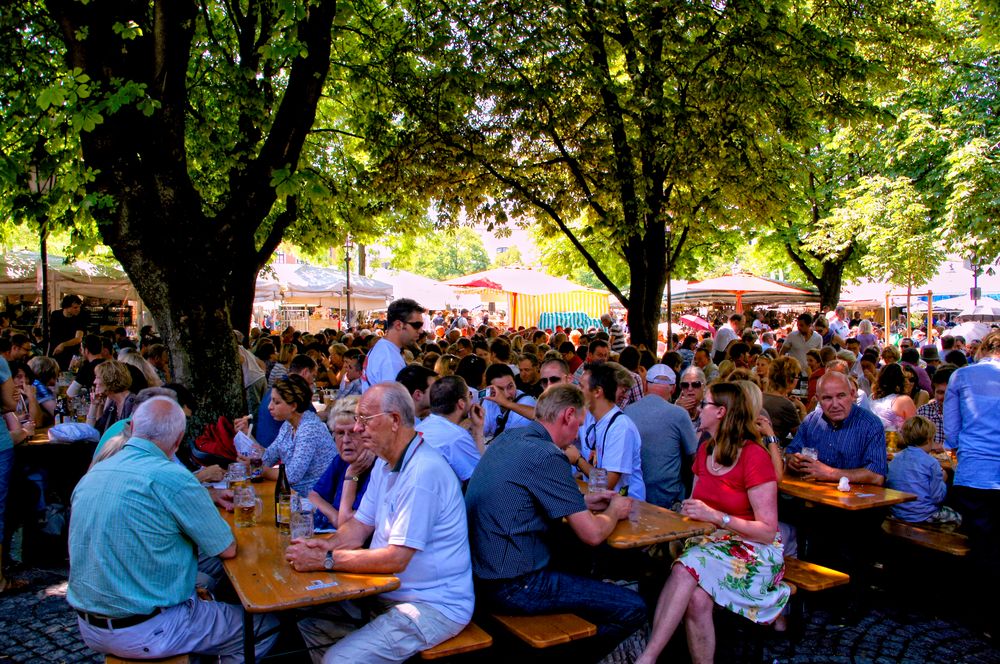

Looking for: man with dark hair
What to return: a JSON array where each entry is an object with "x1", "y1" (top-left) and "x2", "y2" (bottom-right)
[
  {"x1": 900, "y1": 347, "x2": 932, "y2": 394},
  {"x1": 250, "y1": 354, "x2": 318, "y2": 447},
  {"x1": 571, "y1": 338, "x2": 610, "y2": 385},
  {"x1": 515, "y1": 353, "x2": 542, "y2": 397},
  {"x1": 49, "y1": 294, "x2": 87, "y2": 370},
  {"x1": 396, "y1": 364, "x2": 437, "y2": 425},
  {"x1": 454, "y1": 337, "x2": 473, "y2": 358},
  {"x1": 466, "y1": 385, "x2": 645, "y2": 655},
  {"x1": 417, "y1": 376, "x2": 485, "y2": 483},
  {"x1": 559, "y1": 340, "x2": 583, "y2": 373},
  {"x1": 727, "y1": 341, "x2": 753, "y2": 369},
  {"x1": 488, "y1": 337, "x2": 514, "y2": 369},
  {"x1": 66, "y1": 334, "x2": 106, "y2": 397},
  {"x1": 339, "y1": 349, "x2": 364, "y2": 397},
  {"x1": 917, "y1": 365, "x2": 953, "y2": 451},
  {"x1": 565, "y1": 363, "x2": 645, "y2": 500},
  {"x1": 945, "y1": 349, "x2": 968, "y2": 367},
  {"x1": 361, "y1": 298, "x2": 425, "y2": 393},
  {"x1": 3, "y1": 333, "x2": 32, "y2": 363},
  {"x1": 482, "y1": 364, "x2": 536, "y2": 440},
  {"x1": 780, "y1": 312, "x2": 822, "y2": 376},
  {"x1": 694, "y1": 347, "x2": 719, "y2": 382}
]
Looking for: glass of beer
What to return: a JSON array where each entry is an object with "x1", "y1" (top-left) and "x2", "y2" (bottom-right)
[
  {"x1": 277, "y1": 494, "x2": 292, "y2": 535},
  {"x1": 227, "y1": 463, "x2": 249, "y2": 490},
  {"x1": 234, "y1": 486, "x2": 263, "y2": 528},
  {"x1": 588, "y1": 467, "x2": 608, "y2": 493}
]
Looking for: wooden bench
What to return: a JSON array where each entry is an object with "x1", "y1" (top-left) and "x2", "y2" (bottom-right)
[
  {"x1": 106, "y1": 656, "x2": 190, "y2": 664},
  {"x1": 421, "y1": 622, "x2": 493, "y2": 659},
  {"x1": 782, "y1": 558, "x2": 850, "y2": 592},
  {"x1": 490, "y1": 613, "x2": 596, "y2": 648},
  {"x1": 881, "y1": 518, "x2": 970, "y2": 556}
]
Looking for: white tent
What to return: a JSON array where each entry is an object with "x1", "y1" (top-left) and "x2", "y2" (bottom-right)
[
  {"x1": 255, "y1": 263, "x2": 393, "y2": 311},
  {"x1": 841, "y1": 257, "x2": 1000, "y2": 307},
  {"x1": 369, "y1": 269, "x2": 475, "y2": 311},
  {"x1": 0, "y1": 250, "x2": 138, "y2": 301}
]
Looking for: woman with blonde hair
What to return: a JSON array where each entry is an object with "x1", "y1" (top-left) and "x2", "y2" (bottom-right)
[
  {"x1": 434, "y1": 354, "x2": 460, "y2": 377},
  {"x1": 267, "y1": 343, "x2": 297, "y2": 388},
  {"x1": 636, "y1": 382, "x2": 789, "y2": 664},
  {"x1": 86, "y1": 361, "x2": 137, "y2": 435},
  {"x1": 118, "y1": 348, "x2": 163, "y2": 388}
]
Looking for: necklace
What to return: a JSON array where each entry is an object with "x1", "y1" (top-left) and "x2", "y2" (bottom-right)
[{"x1": 708, "y1": 455, "x2": 727, "y2": 473}]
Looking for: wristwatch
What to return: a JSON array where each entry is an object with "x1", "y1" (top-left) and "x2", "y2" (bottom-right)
[
  {"x1": 346, "y1": 475, "x2": 360, "y2": 483},
  {"x1": 324, "y1": 550, "x2": 335, "y2": 571},
  {"x1": 762, "y1": 435, "x2": 780, "y2": 446},
  {"x1": 720, "y1": 513, "x2": 731, "y2": 528}
]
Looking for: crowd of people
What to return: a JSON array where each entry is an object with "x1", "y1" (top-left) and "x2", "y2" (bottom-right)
[{"x1": 0, "y1": 294, "x2": 997, "y2": 662}]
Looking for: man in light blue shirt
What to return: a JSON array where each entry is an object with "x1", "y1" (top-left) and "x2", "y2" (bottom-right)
[
  {"x1": 482, "y1": 364, "x2": 536, "y2": 439},
  {"x1": 943, "y1": 330, "x2": 1000, "y2": 638},
  {"x1": 69, "y1": 397, "x2": 277, "y2": 663},
  {"x1": 417, "y1": 376, "x2": 485, "y2": 484}
]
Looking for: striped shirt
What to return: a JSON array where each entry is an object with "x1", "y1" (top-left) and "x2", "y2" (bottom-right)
[
  {"x1": 465, "y1": 422, "x2": 586, "y2": 580},
  {"x1": 787, "y1": 405, "x2": 888, "y2": 479},
  {"x1": 68, "y1": 437, "x2": 233, "y2": 617},
  {"x1": 607, "y1": 322, "x2": 627, "y2": 353}
]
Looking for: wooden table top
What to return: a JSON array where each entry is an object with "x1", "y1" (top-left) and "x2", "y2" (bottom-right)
[
  {"x1": 219, "y1": 480, "x2": 400, "y2": 613},
  {"x1": 607, "y1": 500, "x2": 715, "y2": 549},
  {"x1": 574, "y1": 478, "x2": 714, "y2": 548},
  {"x1": 779, "y1": 474, "x2": 916, "y2": 510}
]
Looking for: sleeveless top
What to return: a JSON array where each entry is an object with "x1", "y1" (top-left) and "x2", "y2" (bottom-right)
[{"x1": 872, "y1": 394, "x2": 905, "y2": 432}]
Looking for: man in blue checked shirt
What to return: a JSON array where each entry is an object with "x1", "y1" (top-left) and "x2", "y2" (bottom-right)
[{"x1": 785, "y1": 371, "x2": 888, "y2": 485}]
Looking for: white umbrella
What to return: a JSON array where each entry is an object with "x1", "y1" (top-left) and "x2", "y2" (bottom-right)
[
  {"x1": 946, "y1": 321, "x2": 993, "y2": 343},
  {"x1": 956, "y1": 302, "x2": 1000, "y2": 323}
]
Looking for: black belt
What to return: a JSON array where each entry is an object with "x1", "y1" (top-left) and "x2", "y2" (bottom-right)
[{"x1": 76, "y1": 607, "x2": 161, "y2": 629}]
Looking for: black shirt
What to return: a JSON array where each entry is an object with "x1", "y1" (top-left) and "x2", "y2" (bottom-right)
[{"x1": 48, "y1": 309, "x2": 87, "y2": 369}]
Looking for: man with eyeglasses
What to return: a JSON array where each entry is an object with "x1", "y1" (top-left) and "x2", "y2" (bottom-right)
[
  {"x1": 675, "y1": 366, "x2": 707, "y2": 429},
  {"x1": 539, "y1": 358, "x2": 573, "y2": 391},
  {"x1": 289, "y1": 382, "x2": 474, "y2": 662},
  {"x1": 625, "y1": 364, "x2": 697, "y2": 508},
  {"x1": 361, "y1": 298, "x2": 425, "y2": 394}
]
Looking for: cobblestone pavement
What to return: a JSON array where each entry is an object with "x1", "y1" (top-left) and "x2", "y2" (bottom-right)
[{"x1": 1, "y1": 565, "x2": 997, "y2": 663}]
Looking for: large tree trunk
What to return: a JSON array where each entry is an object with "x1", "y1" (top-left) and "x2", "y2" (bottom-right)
[{"x1": 816, "y1": 261, "x2": 845, "y2": 311}]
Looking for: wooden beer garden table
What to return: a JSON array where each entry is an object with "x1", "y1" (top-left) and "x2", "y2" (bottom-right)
[
  {"x1": 779, "y1": 473, "x2": 916, "y2": 510},
  {"x1": 575, "y1": 478, "x2": 714, "y2": 548},
  {"x1": 219, "y1": 480, "x2": 400, "y2": 664}
]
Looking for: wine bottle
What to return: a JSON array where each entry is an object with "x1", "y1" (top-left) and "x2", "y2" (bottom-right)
[{"x1": 275, "y1": 462, "x2": 291, "y2": 533}]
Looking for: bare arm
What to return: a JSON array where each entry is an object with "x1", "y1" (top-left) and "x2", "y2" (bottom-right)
[
  {"x1": 308, "y1": 489, "x2": 339, "y2": 528},
  {"x1": 566, "y1": 493, "x2": 631, "y2": 546},
  {"x1": 1, "y1": 378, "x2": 16, "y2": 413},
  {"x1": 217, "y1": 541, "x2": 238, "y2": 560},
  {"x1": 680, "y1": 481, "x2": 779, "y2": 544},
  {"x1": 792, "y1": 455, "x2": 885, "y2": 485}
]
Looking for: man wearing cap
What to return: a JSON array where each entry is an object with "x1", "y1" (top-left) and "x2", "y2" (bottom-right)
[{"x1": 625, "y1": 365, "x2": 698, "y2": 508}]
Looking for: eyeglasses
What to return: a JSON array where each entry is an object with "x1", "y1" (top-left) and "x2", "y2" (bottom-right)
[
  {"x1": 404, "y1": 320, "x2": 424, "y2": 330},
  {"x1": 700, "y1": 400, "x2": 718, "y2": 409},
  {"x1": 540, "y1": 375, "x2": 565, "y2": 385},
  {"x1": 680, "y1": 381, "x2": 703, "y2": 389},
  {"x1": 354, "y1": 412, "x2": 391, "y2": 427}
]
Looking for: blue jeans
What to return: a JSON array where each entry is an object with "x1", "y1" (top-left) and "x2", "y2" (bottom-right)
[
  {"x1": 478, "y1": 569, "x2": 647, "y2": 640},
  {"x1": 0, "y1": 448, "x2": 13, "y2": 542}
]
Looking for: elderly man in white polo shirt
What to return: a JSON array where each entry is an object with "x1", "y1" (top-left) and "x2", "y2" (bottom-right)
[{"x1": 287, "y1": 382, "x2": 473, "y2": 663}]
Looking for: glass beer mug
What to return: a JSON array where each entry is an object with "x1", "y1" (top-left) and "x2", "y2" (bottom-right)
[{"x1": 234, "y1": 486, "x2": 263, "y2": 528}]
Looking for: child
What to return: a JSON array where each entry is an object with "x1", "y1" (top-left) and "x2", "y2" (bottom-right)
[{"x1": 887, "y1": 416, "x2": 961, "y2": 526}]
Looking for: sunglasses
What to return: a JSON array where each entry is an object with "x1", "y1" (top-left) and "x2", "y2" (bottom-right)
[
  {"x1": 540, "y1": 375, "x2": 565, "y2": 385},
  {"x1": 404, "y1": 320, "x2": 424, "y2": 330},
  {"x1": 680, "y1": 381, "x2": 702, "y2": 389}
]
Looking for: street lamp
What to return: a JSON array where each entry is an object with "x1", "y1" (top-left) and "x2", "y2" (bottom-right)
[
  {"x1": 344, "y1": 235, "x2": 354, "y2": 332},
  {"x1": 28, "y1": 145, "x2": 56, "y2": 352}
]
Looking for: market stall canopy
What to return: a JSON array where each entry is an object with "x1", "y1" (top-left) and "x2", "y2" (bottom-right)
[
  {"x1": 255, "y1": 263, "x2": 393, "y2": 311},
  {"x1": 0, "y1": 250, "x2": 137, "y2": 301},
  {"x1": 672, "y1": 273, "x2": 817, "y2": 312},
  {"x1": 840, "y1": 257, "x2": 1000, "y2": 307},
  {"x1": 444, "y1": 267, "x2": 613, "y2": 329},
  {"x1": 947, "y1": 321, "x2": 994, "y2": 342}
]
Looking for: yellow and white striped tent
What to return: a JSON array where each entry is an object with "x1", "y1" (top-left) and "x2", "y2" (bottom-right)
[{"x1": 444, "y1": 267, "x2": 612, "y2": 329}]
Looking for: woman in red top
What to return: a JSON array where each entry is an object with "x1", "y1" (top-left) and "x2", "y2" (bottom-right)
[{"x1": 636, "y1": 382, "x2": 789, "y2": 664}]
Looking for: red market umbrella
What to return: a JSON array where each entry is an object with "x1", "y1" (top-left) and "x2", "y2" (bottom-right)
[
  {"x1": 679, "y1": 314, "x2": 713, "y2": 333},
  {"x1": 681, "y1": 274, "x2": 816, "y2": 313}
]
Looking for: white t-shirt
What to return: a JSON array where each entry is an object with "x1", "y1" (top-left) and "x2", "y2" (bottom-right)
[
  {"x1": 417, "y1": 414, "x2": 481, "y2": 481},
  {"x1": 482, "y1": 391, "x2": 537, "y2": 438},
  {"x1": 361, "y1": 338, "x2": 405, "y2": 393},
  {"x1": 828, "y1": 316, "x2": 849, "y2": 340},
  {"x1": 713, "y1": 325, "x2": 739, "y2": 357},
  {"x1": 578, "y1": 407, "x2": 646, "y2": 501},
  {"x1": 354, "y1": 437, "x2": 474, "y2": 625},
  {"x1": 782, "y1": 330, "x2": 823, "y2": 375}
]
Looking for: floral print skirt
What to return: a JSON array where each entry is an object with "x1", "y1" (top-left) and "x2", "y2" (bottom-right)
[{"x1": 675, "y1": 529, "x2": 790, "y2": 624}]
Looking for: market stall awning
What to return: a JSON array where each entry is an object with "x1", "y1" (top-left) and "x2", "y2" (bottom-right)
[
  {"x1": 673, "y1": 273, "x2": 817, "y2": 312},
  {"x1": 255, "y1": 263, "x2": 393, "y2": 310},
  {"x1": 0, "y1": 250, "x2": 137, "y2": 301},
  {"x1": 369, "y1": 269, "x2": 471, "y2": 311},
  {"x1": 444, "y1": 267, "x2": 612, "y2": 328}
]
